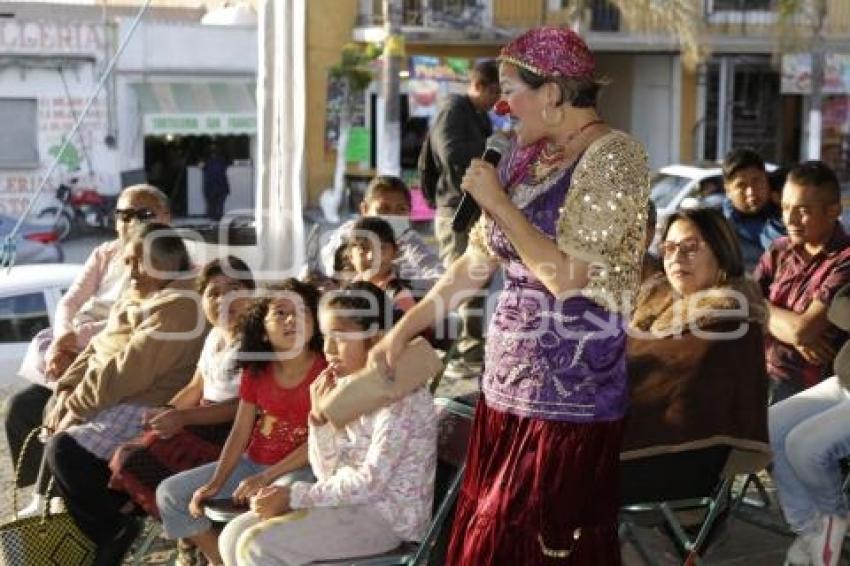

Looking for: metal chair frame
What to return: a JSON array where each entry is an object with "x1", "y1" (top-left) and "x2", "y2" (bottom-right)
[{"x1": 619, "y1": 476, "x2": 734, "y2": 566}]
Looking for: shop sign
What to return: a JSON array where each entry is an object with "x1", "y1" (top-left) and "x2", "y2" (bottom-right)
[
  {"x1": 144, "y1": 113, "x2": 257, "y2": 135},
  {"x1": 410, "y1": 56, "x2": 471, "y2": 82},
  {"x1": 345, "y1": 127, "x2": 371, "y2": 163},
  {"x1": 781, "y1": 52, "x2": 850, "y2": 94},
  {"x1": 0, "y1": 20, "x2": 105, "y2": 54}
]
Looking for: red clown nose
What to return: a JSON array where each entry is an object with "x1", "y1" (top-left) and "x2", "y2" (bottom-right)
[{"x1": 493, "y1": 100, "x2": 511, "y2": 116}]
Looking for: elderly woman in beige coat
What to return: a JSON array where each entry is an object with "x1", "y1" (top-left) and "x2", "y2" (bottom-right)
[{"x1": 43, "y1": 223, "x2": 208, "y2": 566}]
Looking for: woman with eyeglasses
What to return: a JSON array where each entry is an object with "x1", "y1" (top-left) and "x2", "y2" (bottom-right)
[
  {"x1": 621, "y1": 208, "x2": 772, "y2": 540},
  {"x1": 4, "y1": 183, "x2": 171, "y2": 516}
]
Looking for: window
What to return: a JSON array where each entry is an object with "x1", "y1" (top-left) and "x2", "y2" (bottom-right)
[
  {"x1": 712, "y1": 0, "x2": 772, "y2": 9},
  {"x1": 0, "y1": 99, "x2": 38, "y2": 168},
  {"x1": 590, "y1": 0, "x2": 620, "y2": 31},
  {"x1": 0, "y1": 291, "x2": 49, "y2": 343},
  {"x1": 697, "y1": 177, "x2": 724, "y2": 199},
  {"x1": 650, "y1": 174, "x2": 690, "y2": 209}
]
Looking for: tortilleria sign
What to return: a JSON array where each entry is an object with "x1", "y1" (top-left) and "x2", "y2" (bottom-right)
[
  {"x1": 0, "y1": 20, "x2": 105, "y2": 54},
  {"x1": 144, "y1": 113, "x2": 257, "y2": 135}
]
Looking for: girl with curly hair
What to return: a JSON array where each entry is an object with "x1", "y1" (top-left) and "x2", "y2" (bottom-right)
[{"x1": 156, "y1": 278, "x2": 327, "y2": 565}]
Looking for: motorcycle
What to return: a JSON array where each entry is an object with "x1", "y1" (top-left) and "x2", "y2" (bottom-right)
[{"x1": 37, "y1": 178, "x2": 117, "y2": 241}]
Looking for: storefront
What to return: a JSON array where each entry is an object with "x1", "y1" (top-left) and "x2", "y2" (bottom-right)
[
  {"x1": 114, "y1": 17, "x2": 258, "y2": 218},
  {"x1": 0, "y1": 13, "x2": 258, "y2": 220},
  {"x1": 0, "y1": 18, "x2": 114, "y2": 217},
  {"x1": 129, "y1": 81, "x2": 257, "y2": 216},
  {"x1": 782, "y1": 52, "x2": 850, "y2": 182}
]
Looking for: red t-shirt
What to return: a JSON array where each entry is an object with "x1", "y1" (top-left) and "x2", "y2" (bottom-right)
[{"x1": 239, "y1": 355, "x2": 327, "y2": 465}]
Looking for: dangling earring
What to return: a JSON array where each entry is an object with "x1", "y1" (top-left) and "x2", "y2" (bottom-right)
[
  {"x1": 716, "y1": 269, "x2": 727, "y2": 286},
  {"x1": 541, "y1": 105, "x2": 563, "y2": 126}
]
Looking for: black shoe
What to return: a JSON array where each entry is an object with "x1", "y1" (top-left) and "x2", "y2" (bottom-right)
[{"x1": 93, "y1": 517, "x2": 142, "y2": 566}]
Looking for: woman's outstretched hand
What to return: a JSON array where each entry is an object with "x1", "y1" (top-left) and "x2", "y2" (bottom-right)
[{"x1": 367, "y1": 327, "x2": 407, "y2": 379}]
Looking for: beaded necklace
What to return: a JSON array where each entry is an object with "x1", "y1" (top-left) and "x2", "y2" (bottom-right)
[{"x1": 530, "y1": 119, "x2": 604, "y2": 181}]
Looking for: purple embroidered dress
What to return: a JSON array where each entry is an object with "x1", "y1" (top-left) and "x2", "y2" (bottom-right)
[
  {"x1": 447, "y1": 131, "x2": 650, "y2": 566},
  {"x1": 483, "y1": 170, "x2": 628, "y2": 423}
]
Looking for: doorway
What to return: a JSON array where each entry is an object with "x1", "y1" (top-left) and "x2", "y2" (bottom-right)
[{"x1": 143, "y1": 134, "x2": 251, "y2": 216}]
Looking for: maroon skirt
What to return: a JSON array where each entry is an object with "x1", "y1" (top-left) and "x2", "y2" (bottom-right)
[
  {"x1": 108, "y1": 423, "x2": 231, "y2": 520},
  {"x1": 446, "y1": 402, "x2": 624, "y2": 566}
]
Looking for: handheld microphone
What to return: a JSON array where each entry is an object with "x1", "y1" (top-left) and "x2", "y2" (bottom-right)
[{"x1": 452, "y1": 134, "x2": 512, "y2": 233}]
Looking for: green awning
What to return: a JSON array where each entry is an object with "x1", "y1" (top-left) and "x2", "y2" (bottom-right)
[{"x1": 131, "y1": 82, "x2": 257, "y2": 135}]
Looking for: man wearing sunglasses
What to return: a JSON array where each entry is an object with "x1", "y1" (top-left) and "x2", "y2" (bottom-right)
[{"x1": 5, "y1": 184, "x2": 171, "y2": 517}]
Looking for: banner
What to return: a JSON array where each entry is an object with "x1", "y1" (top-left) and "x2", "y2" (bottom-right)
[{"x1": 410, "y1": 55, "x2": 470, "y2": 82}]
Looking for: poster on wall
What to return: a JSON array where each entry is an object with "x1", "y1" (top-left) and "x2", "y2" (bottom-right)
[
  {"x1": 407, "y1": 56, "x2": 471, "y2": 118},
  {"x1": 781, "y1": 52, "x2": 850, "y2": 94},
  {"x1": 821, "y1": 96, "x2": 850, "y2": 182}
]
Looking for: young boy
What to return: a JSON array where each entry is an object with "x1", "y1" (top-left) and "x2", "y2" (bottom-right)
[
  {"x1": 721, "y1": 148, "x2": 786, "y2": 271},
  {"x1": 314, "y1": 176, "x2": 442, "y2": 289},
  {"x1": 348, "y1": 216, "x2": 417, "y2": 313}
]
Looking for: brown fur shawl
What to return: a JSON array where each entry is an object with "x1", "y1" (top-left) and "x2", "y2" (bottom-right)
[{"x1": 622, "y1": 275, "x2": 772, "y2": 477}]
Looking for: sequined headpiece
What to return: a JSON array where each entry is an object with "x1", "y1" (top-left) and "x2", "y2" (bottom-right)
[{"x1": 499, "y1": 26, "x2": 595, "y2": 79}]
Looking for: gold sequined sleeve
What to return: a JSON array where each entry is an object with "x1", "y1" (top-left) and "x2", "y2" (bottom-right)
[{"x1": 555, "y1": 131, "x2": 650, "y2": 314}]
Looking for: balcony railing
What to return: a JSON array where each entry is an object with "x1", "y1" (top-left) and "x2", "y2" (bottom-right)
[
  {"x1": 575, "y1": 0, "x2": 850, "y2": 39},
  {"x1": 704, "y1": 0, "x2": 850, "y2": 36},
  {"x1": 357, "y1": 0, "x2": 488, "y2": 30},
  {"x1": 354, "y1": 0, "x2": 850, "y2": 40}
]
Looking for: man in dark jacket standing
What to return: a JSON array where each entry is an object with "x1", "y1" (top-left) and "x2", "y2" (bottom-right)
[
  {"x1": 424, "y1": 59, "x2": 500, "y2": 379},
  {"x1": 202, "y1": 144, "x2": 230, "y2": 221}
]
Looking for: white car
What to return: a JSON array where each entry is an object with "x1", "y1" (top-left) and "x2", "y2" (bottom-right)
[
  {"x1": 650, "y1": 164, "x2": 726, "y2": 219},
  {"x1": 649, "y1": 162, "x2": 782, "y2": 248},
  {"x1": 0, "y1": 263, "x2": 82, "y2": 385},
  {"x1": 651, "y1": 162, "x2": 781, "y2": 219}
]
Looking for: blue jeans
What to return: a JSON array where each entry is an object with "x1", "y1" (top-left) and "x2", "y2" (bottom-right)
[
  {"x1": 769, "y1": 376, "x2": 850, "y2": 534},
  {"x1": 156, "y1": 456, "x2": 311, "y2": 540}
]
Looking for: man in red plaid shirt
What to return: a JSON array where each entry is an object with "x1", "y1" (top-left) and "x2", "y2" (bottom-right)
[{"x1": 755, "y1": 161, "x2": 850, "y2": 404}]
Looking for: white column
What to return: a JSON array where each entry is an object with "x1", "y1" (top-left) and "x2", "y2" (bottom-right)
[{"x1": 255, "y1": 0, "x2": 306, "y2": 277}]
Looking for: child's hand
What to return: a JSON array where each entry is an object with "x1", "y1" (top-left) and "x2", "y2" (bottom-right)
[
  {"x1": 232, "y1": 472, "x2": 269, "y2": 503},
  {"x1": 189, "y1": 482, "x2": 221, "y2": 518},
  {"x1": 142, "y1": 406, "x2": 166, "y2": 428},
  {"x1": 309, "y1": 369, "x2": 337, "y2": 424},
  {"x1": 250, "y1": 485, "x2": 291, "y2": 520},
  {"x1": 310, "y1": 368, "x2": 336, "y2": 405},
  {"x1": 147, "y1": 409, "x2": 185, "y2": 439}
]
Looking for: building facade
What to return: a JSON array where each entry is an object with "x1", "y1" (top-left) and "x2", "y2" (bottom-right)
[{"x1": 0, "y1": 2, "x2": 257, "y2": 218}]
